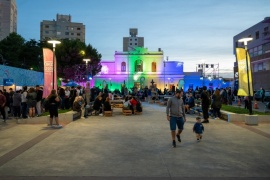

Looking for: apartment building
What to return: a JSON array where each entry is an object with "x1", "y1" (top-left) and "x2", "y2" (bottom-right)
[
  {"x1": 0, "y1": 0, "x2": 17, "y2": 41},
  {"x1": 40, "y1": 14, "x2": 85, "y2": 42},
  {"x1": 233, "y1": 17, "x2": 270, "y2": 91}
]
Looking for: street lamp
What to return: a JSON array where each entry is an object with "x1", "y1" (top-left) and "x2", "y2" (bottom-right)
[
  {"x1": 109, "y1": 78, "x2": 112, "y2": 89},
  {"x1": 164, "y1": 56, "x2": 168, "y2": 90},
  {"x1": 48, "y1": 40, "x2": 61, "y2": 90},
  {"x1": 238, "y1": 37, "x2": 253, "y2": 115},
  {"x1": 83, "y1": 58, "x2": 91, "y2": 80}
]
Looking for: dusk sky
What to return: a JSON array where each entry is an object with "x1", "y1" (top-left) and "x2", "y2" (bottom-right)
[{"x1": 17, "y1": 0, "x2": 270, "y2": 77}]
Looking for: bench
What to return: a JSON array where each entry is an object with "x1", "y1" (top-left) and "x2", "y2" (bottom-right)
[
  {"x1": 122, "y1": 109, "x2": 132, "y2": 115},
  {"x1": 113, "y1": 104, "x2": 123, "y2": 108},
  {"x1": 134, "y1": 110, "x2": 142, "y2": 115},
  {"x1": 104, "y1": 111, "x2": 113, "y2": 117}
]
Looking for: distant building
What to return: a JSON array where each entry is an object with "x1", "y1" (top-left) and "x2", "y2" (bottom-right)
[
  {"x1": 0, "y1": 0, "x2": 17, "y2": 41},
  {"x1": 123, "y1": 28, "x2": 144, "y2": 51},
  {"x1": 40, "y1": 14, "x2": 85, "y2": 42},
  {"x1": 93, "y1": 28, "x2": 184, "y2": 92},
  {"x1": 233, "y1": 17, "x2": 270, "y2": 90}
]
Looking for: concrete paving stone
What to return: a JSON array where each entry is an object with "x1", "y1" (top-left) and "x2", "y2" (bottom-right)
[{"x1": 0, "y1": 102, "x2": 270, "y2": 179}]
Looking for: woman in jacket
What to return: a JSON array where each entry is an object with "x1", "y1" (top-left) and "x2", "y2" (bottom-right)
[
  {"x1": 26, "y1": 87, "x2": 37, "y2": 117},
  {"x1": 212, "y1": 89, "x2": 222, "y2": 119},
  {"x1": 46, "y1": 90, "x2": 62, "y2": 128},
  {"x1": 103, "y1": 97, "x2": 112, "y2": 111}
]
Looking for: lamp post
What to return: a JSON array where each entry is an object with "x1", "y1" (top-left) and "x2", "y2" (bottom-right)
[
  {"x1": 83, "y1": 58, "x2": 91, "y2": 79},
  {"x1": 238, "y1": 37, "x2": 253, "y2": 115},
  {"x1": 109, "y1": 78, "x2": 112, "y2": 90},
  {"x1": 48, "y1": 40, "x2": 61, "y2": 90},
  {"x1": 163, "y1": 56, "x2": 168, "y2": 90}
]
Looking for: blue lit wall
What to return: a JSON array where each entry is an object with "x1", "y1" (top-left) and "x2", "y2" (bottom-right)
[
  {"x1": 0, "y1": 65, "x2": 44, "y2": 86},
  {"x1": 184, "y1": 72, "x2": 231, "y2": 91}
]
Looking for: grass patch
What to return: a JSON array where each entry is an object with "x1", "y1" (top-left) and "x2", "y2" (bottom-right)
[
  {"x1": 40, "y1": 109, "x2": 72, "y2": 116},
  {"x1": 221, "y1": 105, "x2": 270, "y2": 115}
]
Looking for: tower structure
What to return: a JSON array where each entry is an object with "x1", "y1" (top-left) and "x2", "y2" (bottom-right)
[
  {"x1": 0, "y1": 0, "x2": 17, "y2": 41},
  {"x1": 123, "y1": 28, "x2": 144, "y2": 51}
]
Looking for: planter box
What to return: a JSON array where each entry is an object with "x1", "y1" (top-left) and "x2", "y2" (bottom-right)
[{"x1": 245, "y1": 115, "x2": 258, "y2": 125}]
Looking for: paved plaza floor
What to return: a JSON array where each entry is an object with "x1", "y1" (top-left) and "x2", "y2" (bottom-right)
[{"x1": 0, "y1": 102, "x2": 270, "y2": 180}]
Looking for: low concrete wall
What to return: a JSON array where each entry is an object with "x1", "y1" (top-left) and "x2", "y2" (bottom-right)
[
  {"x1": 17, "y1": 111, "x2": 80, "y2": 124},
  {"x1": 220, "y1": 110, "x2": 270, "y2": 124}
]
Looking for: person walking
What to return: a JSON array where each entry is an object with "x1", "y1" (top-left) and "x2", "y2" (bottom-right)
[
  {"x1": 212, "y1": 89, "x2": 222, "y2": 119},
  {"x1": 201, "y1": 86, "x2": 210, "y2": 123},
  {"x1": 193, "y1": 117, "x2": 204, "y2": 142},
  {"x1": 46, "y1": 90, "x2": 62, "y2": 128},
  {"x1": 166, "y1": 89, "x2": 186, "y2": 148}
]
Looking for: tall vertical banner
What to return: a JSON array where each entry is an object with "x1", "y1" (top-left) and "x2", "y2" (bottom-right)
[
  {"x1": 236, "y1": 48, "x2": 253, "y2": 96},
  {"x1": 42, "y1": 48, "x2": 57, "y2": 98}
]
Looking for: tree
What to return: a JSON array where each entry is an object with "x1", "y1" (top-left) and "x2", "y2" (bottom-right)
[
  {"x1": 0, "y1": 33, "x2": 25, "y2": 67},
  {"x1": 20, "y1": 39, "x2": 43, "y2": 71},
  {"x1": 51, "y1": 39, "x2": 102, "y2": 82},
  {"x1": 0, "y1": 33, "x2": 43, "y2": 71}
]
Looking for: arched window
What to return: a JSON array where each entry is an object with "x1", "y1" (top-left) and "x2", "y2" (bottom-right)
[
  {"x1": 152, "y1": 62, "x2": 156, "y2": 72},
  {"x1": 135, "y1": 60, "x2": 143, "y2": 72},
  {"x1": 121, "y1": 62, "x2": 126, "y2": 72}
]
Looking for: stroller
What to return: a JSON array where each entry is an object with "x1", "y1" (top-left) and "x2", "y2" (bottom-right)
[{"x1": 265, "y1": 102, "x2": 270, "y2": 113}]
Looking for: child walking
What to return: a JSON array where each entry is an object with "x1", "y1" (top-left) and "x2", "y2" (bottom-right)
[{"x1": 193, "y1": 117, "x2": 204, "y2": 142}]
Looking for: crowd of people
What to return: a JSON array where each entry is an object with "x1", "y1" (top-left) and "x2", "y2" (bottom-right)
[{"x1": 0, "y1": 85, "x2": 43, "y2": 123}]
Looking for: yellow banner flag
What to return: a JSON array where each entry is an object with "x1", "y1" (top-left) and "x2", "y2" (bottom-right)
[{"x1": 236, "y1": 48, "x2": 253, "y2": 96}]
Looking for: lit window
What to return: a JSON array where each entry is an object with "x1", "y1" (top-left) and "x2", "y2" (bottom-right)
[
  {"x1": 135, "y1": 60, "x2": 143, "y2": 72},
  {"x1": 152, "y1": 62, "x2": 156, "y2": 72},
  {"x1": 121, "y1": 62, "x2": 126, "y2": 72},
  {"x1": 256, "y1": 31, "x2": 259, "y2": 39}
]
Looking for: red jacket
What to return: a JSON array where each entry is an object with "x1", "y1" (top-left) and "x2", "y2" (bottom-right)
[
  {"x1": 0, "y1": 94, "x2": 6, "y2": 106},
  {"x1": 130, "y1": 98, "x2": 137, "y2": 106}
]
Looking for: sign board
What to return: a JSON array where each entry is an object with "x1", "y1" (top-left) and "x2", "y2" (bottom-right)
[{"x1": 3, "y1": 79, "x2": 14, "y2": 86}]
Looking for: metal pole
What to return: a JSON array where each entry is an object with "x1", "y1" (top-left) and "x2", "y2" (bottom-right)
[
  {"x1": 245, "y1": 46, "x2": 252, "y2": 115},
  {"x1": 164, "y1": 61, "x2": 165, "y2": 90},
  {"x1": 52, "y1": 46, "x2": 55, "y2": 90}
]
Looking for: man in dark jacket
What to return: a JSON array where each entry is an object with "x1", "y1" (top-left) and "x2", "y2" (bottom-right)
[
  {"x1": 201, "y1": 86, "x2": 210, "y2": 123},
  {"x1": 35, "y1": 85, "x2": 43, "y2": 116}
]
